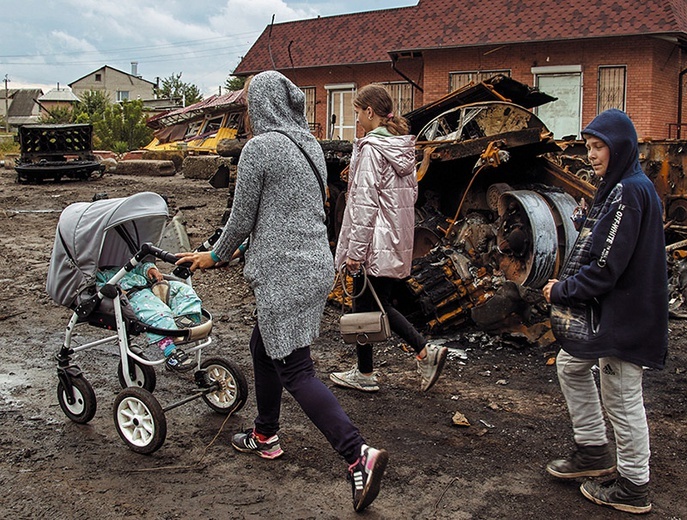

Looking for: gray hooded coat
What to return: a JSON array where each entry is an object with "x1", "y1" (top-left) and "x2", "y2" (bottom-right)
[{"x1": 212, "y1": 71, "x2": 334, "y2": 360}]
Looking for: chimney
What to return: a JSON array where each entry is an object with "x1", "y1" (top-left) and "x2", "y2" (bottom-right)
[{"x1": 131, "y1": 61, "x2": 139, "y2": 77}]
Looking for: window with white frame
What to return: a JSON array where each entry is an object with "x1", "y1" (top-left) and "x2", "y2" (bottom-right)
[
  {"x1": 449, "y1": 70, "x2": 511, "y2": 92},
  {"x1": 326, "y1": 83, "x2": 356, "y2": 141},
  {"x1": 598, "y1": 66, "x2": 626, "y2": 113},
  {"x1": 116, "y1": 90, "x2": 130, "y2": 102}
]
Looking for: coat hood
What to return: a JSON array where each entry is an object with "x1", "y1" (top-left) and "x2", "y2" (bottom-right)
[
  {"x1": 356, "y1": 133, "x2": 416, "y2": 178},
  {"x1": 582, "y1": 109, "x2": 642, "y2": 199},
  {"x1": 247, "y1": 70, "x2": 310, "y2": 136}
]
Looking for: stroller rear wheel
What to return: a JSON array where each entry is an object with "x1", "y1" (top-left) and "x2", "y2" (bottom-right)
[
  {"x1": 200, "y1": 357, "x2": 248, "y2": 414},
  {"x1": 113, "y1": 387, "x2": 167, "y2": 454},
  {"x1": 57, "y1": 376, "x2": 97, "y2": 424},
  {"x1": 117, "y1": 356, "x2": 157, "y2": 392}
]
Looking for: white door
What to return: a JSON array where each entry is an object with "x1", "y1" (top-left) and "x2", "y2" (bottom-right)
[
  {"x1": 327, "y1": 86, "x2": 356, "y2": 141},
  {"x1": 534, "y1": 71, "x2": 582, "y2": 140}
]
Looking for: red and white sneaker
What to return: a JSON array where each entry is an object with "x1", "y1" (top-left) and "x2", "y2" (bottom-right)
[{"x1": 231, "y1": 429, "x2": 284, "y2": 460}]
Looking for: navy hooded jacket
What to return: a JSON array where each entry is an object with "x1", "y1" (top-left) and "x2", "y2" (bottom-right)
[{"x1": 549, "y1": 109, "x2": 668, "y2": 369}]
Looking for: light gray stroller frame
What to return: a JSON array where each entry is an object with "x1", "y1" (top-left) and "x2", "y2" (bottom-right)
[{"x1": 47, "y1": 192, "x2": 247, "y2": 454}]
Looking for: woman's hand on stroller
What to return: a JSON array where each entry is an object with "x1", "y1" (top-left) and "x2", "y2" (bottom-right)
[{"x1": 175, "y1": 251, "x2": 216, "y2": 272}]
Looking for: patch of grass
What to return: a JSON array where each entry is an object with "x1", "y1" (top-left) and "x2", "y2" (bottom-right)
[{"x1": 0, "y1": 135, "x2": 19, "y2": 159}]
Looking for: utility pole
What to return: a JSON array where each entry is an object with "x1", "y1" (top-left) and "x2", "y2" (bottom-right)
[{"x1": 3, "y1": 74, "x2": 9, "y2": 133}]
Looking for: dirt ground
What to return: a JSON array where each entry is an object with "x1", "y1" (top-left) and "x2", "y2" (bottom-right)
[{"x1": 0, "y1": 167, "x2": 686, "y2": 520}]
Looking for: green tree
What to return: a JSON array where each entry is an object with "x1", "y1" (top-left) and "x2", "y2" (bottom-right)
[
  {"x1": 73, "y1": 90, "x2": 111, "y2": 125},
  {"x1": 224, "y1": 75, "x2": 246, "y2": 92},
  {"x1": 38, "y1": 105, "x2": 73, "y2": 124},
  {"x1": 156, "y1": 72, "x2": 202, "y2": 106},
  {"x1": 94, "y1": 99, "x2": 152, "y2": 152}
]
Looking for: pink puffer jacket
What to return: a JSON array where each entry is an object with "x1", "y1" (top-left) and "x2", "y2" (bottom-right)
[{"x1": 334, "y1": 132, "x2": 417, "y2": 279}]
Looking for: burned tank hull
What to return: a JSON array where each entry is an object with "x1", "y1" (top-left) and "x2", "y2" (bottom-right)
[{"x1": 394, "y1": 101, "x2": 595, "y2": 346}]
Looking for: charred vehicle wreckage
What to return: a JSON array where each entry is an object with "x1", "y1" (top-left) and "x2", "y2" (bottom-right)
[{"x1": 393, "y1": 76, "x2": 594, "y2": 348}]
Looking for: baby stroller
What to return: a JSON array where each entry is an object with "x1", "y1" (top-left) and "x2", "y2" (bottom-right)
[{"x1": 47, "y1": 192, "x2": 247, "y2": 454}]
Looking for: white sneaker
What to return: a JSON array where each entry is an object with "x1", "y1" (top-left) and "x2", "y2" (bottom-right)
[
  {"x1": 417, "y1": 344, "x2": 448, "y2": 391},
  {"x1": 330, "y1": 367, "x2": 379, "y2": 392}
]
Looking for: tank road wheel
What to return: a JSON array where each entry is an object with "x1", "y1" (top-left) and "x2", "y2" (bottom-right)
[
  {"x1": 113, "y1": 388, "x2": 166, "y2": 454},
  {"x1": 117, "y1": 356, "x2": 157, "y2": 392},
  {"x1": 496, "y1": 190, "x2": 558, "y2": 288},
  {"x1": 200, "y1": 357, "x2": 248, "y2": 414},
  {"x1": 539, "y1": 191, "x2": 579, "y2": 273},
  {"x1": 57, "y1": 376, "x2": 97, "y2": 424}
]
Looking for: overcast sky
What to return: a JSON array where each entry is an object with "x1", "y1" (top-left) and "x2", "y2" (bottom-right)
[{"x1": 1, "y1": 0, "x2": 417, "y2": 98}]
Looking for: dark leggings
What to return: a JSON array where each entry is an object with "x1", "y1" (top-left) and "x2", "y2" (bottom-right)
[
  {"x1": 250, "y1": 324, "x2": 363, "y2": 464},
  {"x1": 352, "y1": 275, "x2": 427, "y2": 374}
]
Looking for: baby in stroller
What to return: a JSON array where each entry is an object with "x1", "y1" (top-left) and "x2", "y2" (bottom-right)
[{"x1": 96, "y1": 260, "x2": 201, "y2": 372}]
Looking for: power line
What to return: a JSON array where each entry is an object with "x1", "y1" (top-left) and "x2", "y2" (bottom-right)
[
  {"x1": 0, "y1": 41, "x2": 256, "y2": 68},
  {"x1": 0, "y1": 32, "x2": 261, "y2": 60}
]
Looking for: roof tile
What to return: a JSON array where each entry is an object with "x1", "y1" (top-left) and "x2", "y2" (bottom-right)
[{"x1": 235, "y1": 0, "x2": 687, "y2": 74}]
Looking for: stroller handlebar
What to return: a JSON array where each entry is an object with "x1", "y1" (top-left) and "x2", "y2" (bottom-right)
[{"x1": 138, "y1": 243, "x2": 193, "y2": 279}]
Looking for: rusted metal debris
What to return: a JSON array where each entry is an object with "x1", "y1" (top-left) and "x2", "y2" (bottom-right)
[
  {"x1": 387, "y1": 85, "x2": 595, "y2": 347},
  {"x1": 14, "y1": 124, "x2": 105, "y2": 184}
]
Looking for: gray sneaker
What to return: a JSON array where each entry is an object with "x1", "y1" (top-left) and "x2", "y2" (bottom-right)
[
  {"x1": 330, "y1": 367, "x2": 379, "y2": 392},
  {"x1": 417, "y1": 344, "x2": 448, "y2": 391},
  {"x1": 580, "y1": 476, "x2": 651, "y2": 514},
  {"x1": 546, "y1": 443, "x2": 616, "y2": 479}
]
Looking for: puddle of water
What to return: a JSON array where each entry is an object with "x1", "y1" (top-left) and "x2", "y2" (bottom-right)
[{"x1": 0, "y1": 366, "x2": 43, "y2": 407}]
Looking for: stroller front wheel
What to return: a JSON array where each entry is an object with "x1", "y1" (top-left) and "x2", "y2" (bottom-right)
[
  {"x1": 57, "y1": 376, "x2": 97, "y2": 424},
  {"x1": 113, "y1": 387, "x2": 167, "y2": 454}
]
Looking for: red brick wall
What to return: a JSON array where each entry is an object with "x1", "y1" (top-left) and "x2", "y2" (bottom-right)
[
  {"x1": 282, "y1": 36, "x2": 685, "y2": 140},
  {"x1": 422, "y1": 36, "x2": 684, "y2": 139},
  {"x1": 282, "y1": 61, "x2": 423, "y2": 138}
]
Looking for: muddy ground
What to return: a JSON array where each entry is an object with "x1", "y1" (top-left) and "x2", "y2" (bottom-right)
[{"x1": 0, "y1": 167, "x2": 685, "y2": 520}]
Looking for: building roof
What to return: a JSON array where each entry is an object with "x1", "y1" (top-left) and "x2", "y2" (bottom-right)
[
  {"x1": 68, "y1": 65, "x2": 156, "y2": 87},
  {"x1": 235, "y1": 0, "x2": 687, "y2": 74},
  {"x1": 7, "y1": 89, "x2": 43, "y2": 117},
  {"x1": 146, "y1": 89, "x2": 246, "y2": 129},
  {"x1": 38, "y1": 88, "x2": 80, "y2": 102}
]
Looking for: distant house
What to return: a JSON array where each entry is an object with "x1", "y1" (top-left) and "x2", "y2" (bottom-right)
[
  {"x1": 69, "y1": 64, "x2": 156, "y2": 103},
  {"x1": 234, "y1": 0, "x2": 687, "y2": 141},
  {"x1": 1, "y1": 88, "x2": 43, "y2": 128},
  {"x1": 36, "y1": 87, "x2": 80, "y2": 119}
]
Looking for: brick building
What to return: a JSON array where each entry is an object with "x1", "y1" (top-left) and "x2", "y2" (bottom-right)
[{"x1": 234, "y1": 0, "x2": 687, "y2": 141}]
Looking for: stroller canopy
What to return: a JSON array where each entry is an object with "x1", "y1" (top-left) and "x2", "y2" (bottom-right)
[{"x1": 47, "y1": 192, "x2": 169, "y2": 308}]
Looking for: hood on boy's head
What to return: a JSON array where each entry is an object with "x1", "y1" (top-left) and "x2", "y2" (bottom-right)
[
  {"x1": 247, "y1": 70, "x2": 310, "y2": 135},
  {"x1": 582, "y1": 108, "x2": 639, "y2": 187}
]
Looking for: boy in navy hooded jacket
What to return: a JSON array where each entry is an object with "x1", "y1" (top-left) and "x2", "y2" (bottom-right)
[{"x1": 542, "y1": 109, "x2": 668, "y2": 514}]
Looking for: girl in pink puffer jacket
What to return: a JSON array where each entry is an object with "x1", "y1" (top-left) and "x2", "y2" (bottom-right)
[{"x1": 331, "y1": 84, "x2": 448, "y2": 393}]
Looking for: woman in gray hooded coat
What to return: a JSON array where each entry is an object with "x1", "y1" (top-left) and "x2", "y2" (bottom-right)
[{"x1": 177, "y1": 71, "x2": 387, "y2": 513}]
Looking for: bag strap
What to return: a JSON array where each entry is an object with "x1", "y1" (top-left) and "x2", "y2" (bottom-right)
[
  {"x1": 271, "y1": 129, "x2": 327, "y2": 209},
  {"x1": 340, "y1": 268, "x2": 385, "y2": 314}
]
